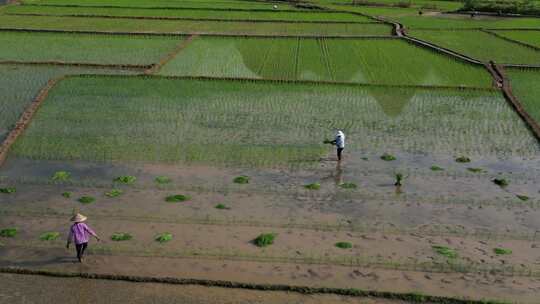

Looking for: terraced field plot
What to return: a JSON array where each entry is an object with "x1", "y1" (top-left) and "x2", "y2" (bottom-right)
[
  {"x1": 0, "y1": 31, "x2": 182, "y2": 65},
  {"x1": 0, "y1": 15, "x2": 392, "y2": 36},
  {"x1": 409, "y1": 29, "x2": 540, "y2": 64},
  {"x1": 507, "y1": 68, "x2": 540, "y2": 125},
  {"x1": 159, "y1": 36, "x2": 492, "y2": 87},
  {"x1": 395, "y1": 14, "x2": 540, "y2": 29},
  {"x1": 491, "y1": 30, "x2": 540, "y2": 49},
  {"x1": 11, "y1": 76, "x2": 537, "y2": 168},
  {"x1": 5, "y1": 5, "x2": 374, "y2": 23}
]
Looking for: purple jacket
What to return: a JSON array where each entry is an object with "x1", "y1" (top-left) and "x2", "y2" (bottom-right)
[{"x1": 67, "y1": 222, "x2": 97, "y2": 245}]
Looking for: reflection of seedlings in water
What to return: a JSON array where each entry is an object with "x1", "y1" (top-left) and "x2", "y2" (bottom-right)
[
  {"x1": 339, "y1": 182, "x2": 357, "y2": 189},
  {"x1": 155, "y1": 232, "x2": 173, "y2": 243},
  {"x1": 215, "y1": 203, "x2": 230, "y2": 210},
  {"x1": 455, "y1": 156, "x2": 471, "y2": 163},
  {"x1": 111, "y1": 232, "x2": 132, "y2": 241},
  {"x1": 335, "y1": 241, "x2": 352, "y2": 249},
  {"x1": 493, "y1": 178, "x2": 509, "y2": 187},
  {"x1": 165, "y1": 194, "x2": 190, "y2": 202},
  {"x1": 233, "y1": 175, "x2": 249, "y2": 184},
  {"x1": 430, "y1": 165, "x2": 444, "y2": 171},
  {"x1": 114, "y1": 175, "x2": 136, "y2": 184},
  {"x1": 304, "y1": 183, "x2": 321, "y2": 190},
  {"x1": 380, "y1": 153, "x2": 396, "y2": 161},
  {"x1": 394, "y1": 173, "x2": 404, "y2": 186},
  {"x1": 40, "y1": 232, "x2": 60, "y2": 241},
  {"x1": 62, "y1": 192, "x2": 73, "y2": 198},
  {"x1": 253, "y1": 233, "x2": 276, "y2": 247},
  {"x1": 493, "y1": 247, "x2": 512, "y2": 255},
  {"x1": 51, "y1": 171, "x2": 71, "y2": 182},
  {"x1": 155, "y1": 176, "x2": 171, "y2": 184},
  {"x1": 0, "y1": 228, "x2": 17, "y2": 238},
  {"x1": 467, "y1": 167, "x2": 484, "y2": 173},
  {"x1": 516, "y1": 195, "x2": 529, "y2": 201},
  {"x1": 432, "y1": 245, "x2": 458, "y2": 259},
  {"x1": 78, "y1": 196, "x2": 95, "y2": 204},
  {"x1": 105, "y1": 189, "x2": 123, "y2": 198},
  {"x1": 0, "y1": 187, "x2": 16, "y2": 194}
]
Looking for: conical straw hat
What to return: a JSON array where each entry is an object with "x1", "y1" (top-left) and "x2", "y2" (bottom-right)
[{"x1": 70, "y1": 213, "x2": 87, "y2": 222}]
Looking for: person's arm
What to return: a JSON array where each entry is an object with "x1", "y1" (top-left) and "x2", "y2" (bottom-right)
[
  {"x1": 85, "y1": 224, "x2": 100, "y2": 241},
  {"x1": 66, "y1": 226, "x2": 73, "y2": 248}
]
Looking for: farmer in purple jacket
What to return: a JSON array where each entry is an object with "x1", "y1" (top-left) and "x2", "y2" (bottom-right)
[{"x1": 66, "y1": 213, "x2": 100, "y2": 263}]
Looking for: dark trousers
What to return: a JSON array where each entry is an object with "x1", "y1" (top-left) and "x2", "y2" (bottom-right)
[
  {"x1": 337, "y1": 148, "x2": 344, "y2": 160},
  {"x1": 75, "y1": 242, "x2": 88, "y2": 262}
]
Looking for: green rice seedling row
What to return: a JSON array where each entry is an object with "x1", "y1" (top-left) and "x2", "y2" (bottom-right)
[
  {"x1": 0, "y1": 31, "x2": 182, "y2": 65},
  {"x1": 10, "y1": 76, "x2": 539, "y2": 168},
  {"x1": 507, "y1": 68, "x2": 540, "y2": 126},
  {"x1": 6, "y1": 5, "x2": 375, "y2": 23},
  {"x1": 409, "y1": 29, "x2": 540, "y2": 65},
  {"x1": 159, "y1": 36, "x2": 493, "y2": 87},
  {"x1": 394, "y1": 14, "x2": 540, "y2": 30},
  {"x1": 0, "y1": 15, "x2": 392, "y2": 36},
  {"x1": 491, "y1": 30, "x2": 540, "y2": 49}
]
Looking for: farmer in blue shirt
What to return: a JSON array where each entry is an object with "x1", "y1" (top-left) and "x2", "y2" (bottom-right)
[{"x1": 331, "y1": 130, "x2": 345, "y2": 161}]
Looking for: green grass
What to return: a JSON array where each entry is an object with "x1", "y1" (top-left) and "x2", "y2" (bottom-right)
[
  {"x1": 0, "y1": 15, "x2": 392, "y2": 36},
  {"x1": 159, "y1": 36, "x2": 492, "y2": 88},
  {"x1": 0, "y1": 31, "x2": 181, "y2": 65},
  {"x1": 0, "y1": 228, "x2": 17, "y2": 238},
  {"x1": 155, "y1": 232, "x2": 172, "y2": 243},
  {"x1": 253, "y1": 233, "x2": 276, "y2": 247},
  {"x1": 493, "y1": 247, "x2": 512, "y2": 255},
  {"x1": 11, "y1": 77, "x2": 540, "y2": 168},
  {"x1": 111, "y1": 232, "x2": 132, "y2": 241},
  {"x1": 233, "y1": 176, "x2": 250, "y2": 184},
  {"x1": 6, "y1": 5, "x2": 373, "y2": 22},
  {"x1": 114, "y1": 176, "x2": 136, "y2": 184},
  {"x1": 491, "y1": 30, "x2": 540, "y2": 49},
  {"x1": 304, "y1": 182, "x2": 321, "y2": 190},
  {"x1": 335, "y1": 241, "x2": 352, "y2": 249},
  {"x1": 507, "y1": 69, "x2": 540, "y2": 127},
  {"x1": 0, "y1": 187, "x2": 16, "y2": 193},
  {"x1": 105, "y1": 189, "x2": 123, "y2": 197},
  {"x1": 51, "y1": 171, "x2": 70, "y2": 181},
  {"x1": 409, "y1": 30, "x2": 540, "y2": 64},
  {"x1": 39, "y1": 231, "x2": 60, "y2": 241},
  {"x1": 78, "y1": 196, "x2": 95, "y2": 204},
  {"x1": 0, "y1": 64, "x2": 135, "y2": 142},
  {"x1": 165, "y1": 194, "x2": 190, "y2": 202},
  {"x1": 432, "y1": 245, "x2": 458, "y2": 259}
]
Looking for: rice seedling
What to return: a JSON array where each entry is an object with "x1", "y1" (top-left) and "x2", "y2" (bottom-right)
[
  {"x1": 394, "y1": 173, "x2": 404, "y2": 186},
  {"x1": 490, "y1": 30, "x2": 540, "y2": 49},
  {"x1": 111, "y1": 232, "x2": 132, "y2": 241},
  {"x1": 165, "y1": 194, "x2": 190, "y2": 202},
  {"x1": 39, "y1": 232, "x2": 60, "y2": 241},
  {"x1": 493, "y1": 248, "x2": 512, "y2": 255},
  {"x1": 432, "y1": 245, "x2": 458, "y2": 259},
  {"x1": 0, "y1": 228, "x2": 17, "y2": 238},
  {"x1": 215, "y1": 203, "x2": 230, "y2": 210},
  {"x1": 51, "y1": 171, "x2": 71, "y2": 182},
  {"x1": 62, "y1": 191, "x2": 73, "y2": 198},
  {"x1": 507, "y1": 69, "x2": 540, "y2": 126},
  {"x1": 339, "y1": 182, "x2": 357, "y2": 189},
  {"x1": 78, "y1": 196, "x2": 95, "y2": 204},
  {"x1": 335, "y1": 241, "x2": 352, "y2": 249},
  {"x1": 304, "y1": 183, "x2": 321, "y2": 190},
  {"x1": 114, "y1": 176, "x2": 136, "y2": 185},
  {"x1": 0, "y1": 187, "x2": 16, "y2": 194},
  {"x1": 233, "y1": 176, "x2": 249, "y2": 184},
  {"x1": 105, "y1": 189, "x2": 123, "y2": 197},
  {"x1": 493, "y1": 178, "x2": 509, "y2": 187},
  {"x1": 516, "y1": 195, "x2": 529, "y2": 201},
  {"x1": 430, "y1": 165, "x2": 444, "y2": 171},
  {"x1": 380, "y1": 153, "x2": 396, "y2": 161},
  {"x1": 253, "y1": 233, "x2": 276, "y2": 247},
  {"x1": 467, "y1": 167, "x2": 485, "y2": 173},
  {"x1": 155, "y1": 232, "x2": 173, "y2": 243},
  {"x1": 455, "y1": 156, "x2": 471, "y2": 163},
  {"x1": 155, "y1": 176, "x2": 171, "y2": 184}
]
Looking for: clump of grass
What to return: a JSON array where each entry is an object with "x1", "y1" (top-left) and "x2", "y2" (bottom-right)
[
  {"x1": 516, "y1": 194, "x2": 529, "y2": 201},
  {"x1": 78, "y1": 196, "x2": 95, "y2": 204},
  {"x1": 111, "y1": 232, "x2": 132, "y2": 241},
  {"x1": 304, "y1": 183, "x2": 321, "y2": 190},
  {"x1": 430, "y1": 165, "x2": 444, "y2": 171},
  {"x1": 467, "y1": 167, "x2": 484, "y2": 173},
  {"x1": 0, "y1": 187, "x2": 16, "y2": 194},
  {"x1": 165, "y1": 194, "x2": 190, "y2": 202},
  {"x1": 253, "y1": 233, "x2": 276, "y2": 247},
  {"x1": 493, "y1": 247, "x2": 512, "y2": 255},
  {"x1": 233, "y1": 175, "x2": 249, "y2": 184},
  {"x1": 39, "y1": 232, "x2": 60, "y2": 241},
  {"x1": 380, "y1": 153, "x2": 396, "y2": 161},
  {"x1": 155, "y1": 176, "x2": 171, "y2": 184},
  {"x1": 155, "y1": 232, "x2": 172, "y2": 243},
  {"x1": 215, "y1": 203, "x2": 230, "y2": 210},
  {"x1": 0, "y1": 228, "x2": 17, "y2": 238},
  {"x1": 394, "y1": 173, "x2": 404, "y2": 186},
  {"x1": 455, "y1": 156, "x2": 471, "y2": 163},
  {"x1": 105, "y1": 189, "x2": 123, "y2": 198},
  {"x1": 339, "y1": 182, "x2": 357, "y2": 189},
  {"x1": 432, "y1": 245, "x2": 458, "y2": 259},
  {"x1": 493, "y1": 178, "x2": 509, "y2": 187},
  {"x1": 335, "y1": 241, "x2": 352, "y2": 249},
  {"x1": 114, "y1": 175, "x2": 136, "y2": 184},
  {"x1": 62, "y1": 191, "x2": 72, "y2": 198},
  {"x1": 51, "y1": 171, "x2": 70, "y2": 182}
]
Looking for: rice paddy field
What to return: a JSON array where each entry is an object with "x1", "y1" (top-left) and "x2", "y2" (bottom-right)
[{"x1": 1, "y1": 0, "x2": 540, "y2": 303}]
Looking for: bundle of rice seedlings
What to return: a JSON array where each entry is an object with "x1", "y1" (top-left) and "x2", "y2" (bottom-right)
[
  {"x1": 339, "y1": 182, "x2": 357, "y2": 189},
  {"x1": 493, "y1": 247, "x2": 512, "y2": 255},
  {"x1": 0, "y1": 228, "x2": 17, "y2": 238},
  {"x1": 51, "y1": 171, "x2": 71, "y2": 182},
  {"x1": 455, "y1": 156, "x2": 471, "y2": 163},
  {"x1": 304, "y1": 183, "x2": 321, "y2": 190},
  {"x1": 215, "y1": 203, "x2": 230, "y2": 210},
  {"x1": 155, "y1": 232, "x2": 172, "y2": 243},
  {"x1": 253, "y1": 233, "x2": 276, "y2": 247},
  {"x1": 62, "y1": 192, "x2": 73, "y2": 198},
  {"x1": 165, "y1": 194, "x2": 190, "y2": 202},
  {"x1": 155, "y1": 176, "x2": 171, "y2": 184},
  {"x1": 78, "y1": 196, "x2": 95, "y2": 204},
  {"x1": 516, "y1": 195, "x2": 529, "y2": 201},
  {"x1": 114, "y1": 176, "x2": 136, "y2": 184},
  {"x1": 105, "y1": 189, "x2": 123, "y2": 198},
  {"x1": 335, "y1": 241, "x2": 352, "y2": 249},
  {"x1": 467, "y1": 167, "x2": 484, "y2": 173},
  {"x1": 0, "y1": 187, "x2": 16, "y2": 194},
  {"x1": 233, "y1": 175, "x2": 249, "y2": 184},
  {"x1": 430, "y1": 165, "x2": 444, "y2": 171},
  {"x1": 380, "y1": 153, "x2": 396, "y2": 161},
  {"x1": 432, "y1": 245, "x2": 458, "y2": 259},
  {"x1": 493, "y1": 178, "x2": 509, "y2": 187},
  {"x1": 40, "y1": 232, "x2": 60, "y2": 241},
  {"x1": 111, "y1": 232, "x2": 132, "y2": 241}
]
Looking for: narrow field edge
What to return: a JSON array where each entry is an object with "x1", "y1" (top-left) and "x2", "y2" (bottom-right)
[
  {"x1": 144, "y1": 34, "x2": 197, "y2": 74},
  {"x1": 0, "y1": 267, "x2": 512, "y2": 304},
  {"x1": 481, "y1": 29, "x2": 540, "y2": 52}
]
